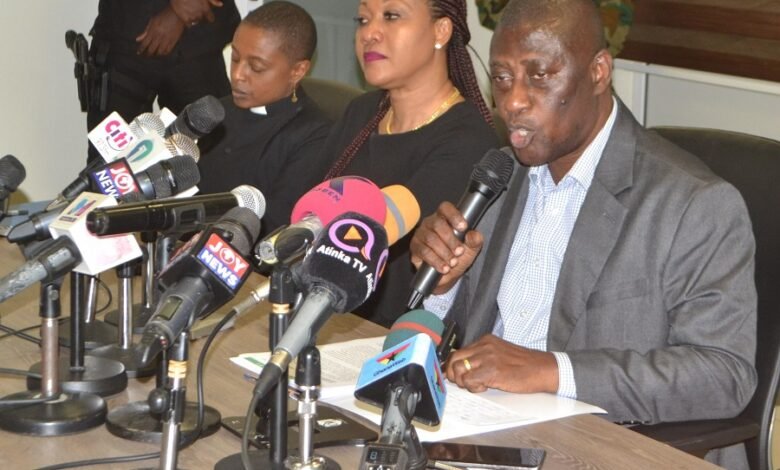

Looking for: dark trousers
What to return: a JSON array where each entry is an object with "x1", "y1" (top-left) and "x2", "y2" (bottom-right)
[{"x1": 86, "y1": 48, "x2": 231, "y2": 163}]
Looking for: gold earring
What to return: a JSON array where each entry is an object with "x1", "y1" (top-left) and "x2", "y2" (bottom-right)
[
  {"x1": 291, "y1": 87, "x2": 298, "y2": 103},
  {"x1": 434, "y1": 43, "x2": 442, "y2": 50}
]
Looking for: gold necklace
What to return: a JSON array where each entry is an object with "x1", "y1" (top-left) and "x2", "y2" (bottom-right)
[{"x1": 385, "y1": 88, "x2": 461, "y2": 135}]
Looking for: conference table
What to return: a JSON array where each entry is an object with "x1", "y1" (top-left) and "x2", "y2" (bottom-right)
[{"x1": 0, "y1": 240, "x2": 719, "y2": 469}]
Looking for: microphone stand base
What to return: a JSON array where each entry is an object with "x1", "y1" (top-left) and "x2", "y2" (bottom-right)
[
  {"x1": 106, "y1": 400, "x2": 221, "y2": 444},
  {"x1": 286, "y1": 453, "x2": 342, "y2": 470},
  {"x1": 214, "y1": 450, "x2": 288, "y2": 470},
  {"x1": 88, "y1": 344, "x2": 158, "y2": 378},
  {"x1": 0, "y1": 391, "x2": 106, "y2": 436},
  {"x1": 59, "y1": 318, "x2": 118, "y2": 350},
  {"x1": 26, "y1": 355, "x2": 128, "y2": 397}
]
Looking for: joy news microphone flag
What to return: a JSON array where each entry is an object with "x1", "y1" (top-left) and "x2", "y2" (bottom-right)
[
  {"x1": 135, "y1": 206, "x2": 261, "y2": 365},
  {"x1": 7, "y1": 156, "x2": 201, "y2": 244}
]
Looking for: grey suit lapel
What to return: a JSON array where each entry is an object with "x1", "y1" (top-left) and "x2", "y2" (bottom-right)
[
  {"x1": 548, "y1": 101, "x2": 637, "y2": 350},
  {"x1": 462, "y1": 152, "x2": 530, "y2": 344}
]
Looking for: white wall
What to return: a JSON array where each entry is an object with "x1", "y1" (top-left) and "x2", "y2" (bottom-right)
[
  {"x1": 612, "y1": 59, "x2": 780, "y2": 141},
  {"x1": 1, "y1": 1, "x2": 100, "y2": 203}
]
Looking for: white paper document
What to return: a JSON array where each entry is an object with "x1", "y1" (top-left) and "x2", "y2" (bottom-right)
[{"x1": 230, "y1": 336, "x2": 606, "y2": 442}]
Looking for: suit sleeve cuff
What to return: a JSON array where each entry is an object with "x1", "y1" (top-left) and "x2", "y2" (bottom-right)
[{"x1": 552, "y1": 351, "x2": 577, "y2": 399}]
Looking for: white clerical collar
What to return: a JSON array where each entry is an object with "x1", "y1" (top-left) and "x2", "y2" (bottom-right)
[{"x1": 250, "y1": 106, "x2": 267, "y2": 115}]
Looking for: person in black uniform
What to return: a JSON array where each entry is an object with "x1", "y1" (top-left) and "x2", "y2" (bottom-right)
[
  {"x1": 320, "y1": 0, "x2": 499, "y2": 327},
  {"x1": 87, "y1": 0, "x2": 240, "y2": 162},
  {"x1": 196, "y1": 1, "x2": 332, "y2": 237}
]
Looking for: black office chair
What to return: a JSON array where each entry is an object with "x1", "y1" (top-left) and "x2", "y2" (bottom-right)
[
  {"x1": 301, "y1": 77, "x2": 364, "y2": 123},
  {"x1": 631, "y1": 127, "x2": 780, "y2": 470}
]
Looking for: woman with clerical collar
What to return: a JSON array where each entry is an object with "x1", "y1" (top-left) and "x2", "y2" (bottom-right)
[{"x1": 197, "y1": 1, "x2": 332, "y2": 237}]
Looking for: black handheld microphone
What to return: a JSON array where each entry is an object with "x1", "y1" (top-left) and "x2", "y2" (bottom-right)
[
  {"x1": 0, "y1": 155, "x2": 26, "y2": 202},
  {"x1": 48, "y1": 158, "x2": 107, "y2": 211},
  {"x1": 164, "y1": 95, "x2": 225, "y2": 141},
  {"x1": 250, "y1": 212, "x2": 390, "y2": 400},
  {"x1": 135, "y1": 206, "x2": 262, "y2": 365},
  {"x1": 86, "y1": 185, "x2": 265, "y2": 236},
  {"x1": 407, "y1": 148, "x2": 515, "y2": 309},
  {"x1": 7, "y1": 155, "x2": 201, "y2": 244}
]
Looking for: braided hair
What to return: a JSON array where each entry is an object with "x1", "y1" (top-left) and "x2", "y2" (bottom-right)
[{"x1": 324, "y1": 0, "x2": 493, "y2": 180}]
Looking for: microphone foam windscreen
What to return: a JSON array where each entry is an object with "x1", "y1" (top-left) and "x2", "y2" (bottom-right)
[
  {"x1": 473, "y1": 148, "x2": 515, "y2": 194},
  {"x1": 231, "y1": 185, "x2": 266, "y2": 219},
  {"x1": 381, "y1": 185, "x2": 421, "y2": 245},
  {"x1": 291, "y1": 176, "x2": 386, "y2": 226},
  {"x1": 383, "y1": 309, "x2": 444, "y2": 350},
  {"x1": 213, "y1": 206, "x2": 262, "y2": 254},
  {"x1": 166, "y1": 133, "x2": 201, "y2": 160},
  {"x1": 130, "y1": 112, "x2": 165, "y2": 137},
  {"x1": 184, "y1": 95, "x2": 225, "y2": 138},
  {"x1": 145, "y1": 161, "x2": 174, "y2": 199},
  {"x1": 299, "y1": 211, "x2": 389, "y2": 313},
  {"x1": 0, "y1": 155, "x2": 26, "y2": 193},
  {"x1": 158, "y1": 155, "x2": 201, "y2": 196}
]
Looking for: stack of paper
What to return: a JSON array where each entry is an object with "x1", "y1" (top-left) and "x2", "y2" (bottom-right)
[{"x1": 230, "y1": 337, "x2": 606, "y2": 442}]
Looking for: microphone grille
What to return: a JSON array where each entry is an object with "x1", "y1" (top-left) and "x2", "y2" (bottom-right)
[
  {"x1": 166, "y1": 134, "x2": 201, "y2": 160},
  {"x1": 0, "y1": 154, "x2": 26, "y2": 191},
  {"x1": 129, "y1": 113, "x2": 165, "y2": 137},
  {"x1": 215, "y1": 206, "x2": 262, "y2": 254},
  {"x1": 184, "y1": 95, "x2": 225, "y2": 138},
  {"x1": 231, "y1": 185, "x2": 266, "y2": 219},
  {"x1": 472, "y1": 148, "x2": 515, "y2": 194}
]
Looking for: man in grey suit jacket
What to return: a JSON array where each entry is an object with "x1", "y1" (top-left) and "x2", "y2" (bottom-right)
[{"x1": 410, "y1": 0, "x2": 756, "y2": 467}]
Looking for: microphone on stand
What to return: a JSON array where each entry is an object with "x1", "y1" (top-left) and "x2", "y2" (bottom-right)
[
  {"x1": 255, "y1": 175, "x2": 387, "y2": 266},
  {"x1": 238, "y1": 184, "x2": 421, "y2": 320},
  {"x1": 380, "y1": 184, "x2": 421, "y2": 245},
  {"x1": 129, "y1": 112, "x2": 166, "y2": 138},
  {"x1": 356, "y1": 310, "x2": 449, "y2": 470},
  {"x1": 0, "y1": 193, "x2": 143, "y2": 303},
  {"x1": 408, "y1": 148, "x2": 515, "y2": 309},
  {"x1": 86, "y1": 185, "x2": 265, "y2": 236},
  {"x1": 164, "y1": 95, "x2": 225, "y2": 141},
  {"x1": 8, "y1": 155, "x2": 200, "y2": 244},
  {"x1": 134, "y1": 206, "x2": 262, "y2": 366},
  {"x1": 0, "y1": 154, "x2": 26, "y2": 204},
  {"x1": 87, "y1": 111, "x2": 136, "y2": 163},
  {"x1": 249, "y1": 211, "x2": 390, "y2": 401},
  {"x1": 51, "y1": 107, "x2": 201, "y2": 210}
]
